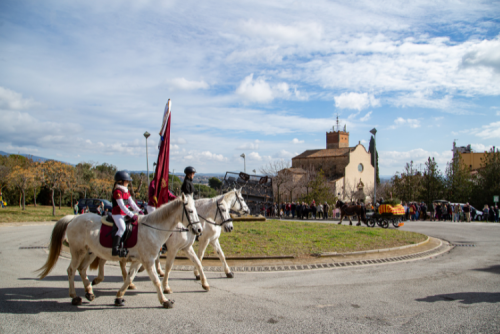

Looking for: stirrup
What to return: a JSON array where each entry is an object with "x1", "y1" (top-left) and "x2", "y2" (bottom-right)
[{"x1": 119, "y1": 248, "x2": 129, "y2": 258}]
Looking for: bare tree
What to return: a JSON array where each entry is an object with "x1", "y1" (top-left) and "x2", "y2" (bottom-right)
[{"x1": 260, "y1": 160, "x2": 291, "y2": 204}]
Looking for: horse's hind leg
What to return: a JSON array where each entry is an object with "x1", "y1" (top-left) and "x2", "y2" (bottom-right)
[
  {"x1": 349, "y1": 216, "x2": 353, "y2": 225},
  {"x1": 67, "y1": 247, "x2": 86, "y2": 305},
  {"x1": 212, "y1": 239, "x2": 233, "y2": 278},
  {"x1": 115, "y1": 261, "x2": 141, "y2": 307},
  {"x1": 78, "y1": 252, "x2": 97, "y2": 301},
  {"x1": 185, "y1": 246, "x2": 209, "y2": 291},
  {"x1": 155, "y1": 253, "x2": 165, "y2": 277},
  {"x1": 338, "y1": 214, "x2": 343, "y2": 225},
  {"x1": 161, "y1": 249, "x2": 177, "y2": 294},
  {"x1": 140, "y1": 260, "x2": 173, "y2": 308},
  {"x1": 92, "y1": 258, "x2": 107, "y2": 286},
  {"x1": 119, "y1": 260, "x2": 137, "y2": 290}
]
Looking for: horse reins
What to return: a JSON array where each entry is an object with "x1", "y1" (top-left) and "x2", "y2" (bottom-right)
[
  {"x1": 140, "y1": 200, "x2": 198, "y2": 233},
  {"x1": 198, "y1": 200, "x2": 233, "y2": 226}
]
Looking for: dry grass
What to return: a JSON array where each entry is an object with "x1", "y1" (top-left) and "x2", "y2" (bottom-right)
[
  {"x1": 0, "y1": 205, "x2": 74, "y2": 223},
  {"x1": 201, "y1": 219, "x2": 426, "y2": 257}
]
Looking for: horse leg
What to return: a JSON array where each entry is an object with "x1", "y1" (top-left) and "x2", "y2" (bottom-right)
[
  {"x1": 114, "y1": 261, "x2": 141, "y2": 306},
  {"x1": 67, "y1": 248, "x2": 86, "y2": 305},
  {"x1": 356, "y1": 215, "x2": 361, "y2": 226},
  {"x1": 184, "y1": 246, "x2": 209, "y2": 291},
  {"x1": 194, "y1": 237, "x2": 210, "y2": 280},
  {"x1": 156, "y1": 253, "x2": 165, "y2": 277},
  {"x1": 338, "y1": 214, "x2": 343, "y2": 225},
  {"x1": 78, "y1": 252, "x2": 97, "y2": 302},
  {"x1": 349, "y1": 216, "x2": 353, "y2": 225},
  {"x1": 118, "y1": 260, "x2": 137, "y2": 290},
  {"x1": 212, "y1": 239, "x2": 233, "y2": 278},
  {"x1": 143, "y1": 260, "x2": 174, "y2": 308},
  {"x1": 92, "y1": 258, "x2": 106, "y2": 286},
  {"x1": 161, "y1": 248, "x2": 177, "y2": 294}
]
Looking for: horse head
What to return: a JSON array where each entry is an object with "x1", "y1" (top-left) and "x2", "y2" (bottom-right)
[{"x1": 181, "y1": 193, "x2": 203, "y2": 236}]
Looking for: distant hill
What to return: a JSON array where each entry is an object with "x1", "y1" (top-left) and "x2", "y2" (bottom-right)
[{"x1": 0, "y1": 150, "x2": 74, "y2": 165}]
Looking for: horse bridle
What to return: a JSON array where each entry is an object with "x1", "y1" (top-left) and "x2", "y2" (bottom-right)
[
  {"x1": 198, "y1": 199, "x2": 233, "y2": 227},
  {"x1": 230, "y1": 193, "x2": 248, "y2": 216},
  {"x1": 140, "y1": 200, "x2": 198, "y2": 233}
]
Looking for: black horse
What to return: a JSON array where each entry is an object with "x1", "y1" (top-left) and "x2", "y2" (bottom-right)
[{"x1": 335, "y1": 200, "x2": 367, "y2": 226}]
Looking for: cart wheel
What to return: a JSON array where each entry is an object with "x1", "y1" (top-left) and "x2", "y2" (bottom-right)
[
  {"x1": 376, "y1": 218, "x2": 383, "y2": 227},
  {"x1": 392, "y1": 219, "x2": 400, "y2": 228},
  {"x1": 382, "y1": 220, "x2": 389, "y2": 229},
  {"x1": 367, "y1": 219, "x2": 375, "y2": 228}
]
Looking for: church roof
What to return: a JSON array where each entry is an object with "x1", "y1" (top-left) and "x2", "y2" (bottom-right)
[{"x1": 292, "y1": 147, "x2": 354, "y2": 159}]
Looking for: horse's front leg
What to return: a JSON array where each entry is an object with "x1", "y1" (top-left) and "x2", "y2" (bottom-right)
[
  {"x1": 184, "y1": 246, "x2": 209, "y2": 291},
  {"x1": 119, "y1": 260, "x2": 137, "y2": 290},
  {"x1": 356, "y1": 215, "x2": 361, "y2": 226},
  {"x1": 161, "y1": 248, "x2": 178, "y2": 294},
  {"x1": 78, "y1": 252, "x2": 97, "y2": 302},
  {"x1": 114, "y1": 261, "x2": 141, "y2": 307},
  {"x1": 143, "y1": 260, "x2": 174, "y2": 308},
  {"x1": 194, "y1": 237, "x2": 211, "y2": 280},
  {"x1": 349, "y1": 215, "x2": 353, "y2": 225},
  {"x1": 155, "y1": 253, "x2": 165, "y2": 277},
  {"x1": 212, "y1": 239, "x2": 233, "y2": 278},
  {"x1": 338, "y1": 214, "x2": 343, "y2": 225}
]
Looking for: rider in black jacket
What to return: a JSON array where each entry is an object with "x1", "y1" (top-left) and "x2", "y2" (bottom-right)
[{"x1": 181, "y1": 166, "x2": 196, "y2": 195}]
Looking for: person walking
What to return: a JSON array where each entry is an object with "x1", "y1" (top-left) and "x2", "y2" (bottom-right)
[
  {"x1": 73, "y1": 201, "x2": 79, "y2": 215},
  {"x1": 291, "y1": 202, "x2": 296, "y2": 218},
  {"x1": 0, "y1": 191, "x2": 4, "y2": 208},
  {"x1": 453, "y1": 204, "x2": 461, "y2": 222},
  {"x1": 494, "y1": 205, "x2": 499, "y2": 223},
  {"x1": 317, "y1": 203, "x2": 323, "y2": 219},
  {"x1": 324, "y1": 202, "x2": 329, "y2": 220},
  {"x1": 483, "y1": 205, "x2": 489, "y2": 222},
  {"x1": 429, "y1": 202, "x2": 435, "y2": 221},
  {"x1": 463, "y1": 202, "x2": 471, "y2": 222}
]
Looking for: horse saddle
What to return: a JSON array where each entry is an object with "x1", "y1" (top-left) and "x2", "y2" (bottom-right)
[{"x1": 99, "y1": 214, "x2": 139, "y2": 249}]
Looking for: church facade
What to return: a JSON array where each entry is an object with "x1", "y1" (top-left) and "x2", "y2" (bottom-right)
[{"x1": 279, "y1": 128, "x2": 375, "y2": 203}]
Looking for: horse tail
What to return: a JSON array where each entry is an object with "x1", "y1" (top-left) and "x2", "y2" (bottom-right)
[
  {"x1": 89, "y1": 257, "x2": 100, "y2": 271},
  {"x1": 36, "y1": 215, "x2": 73, "y2": 279}
]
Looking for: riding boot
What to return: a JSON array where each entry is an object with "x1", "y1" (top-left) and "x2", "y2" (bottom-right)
[
  {"x1": 112, "y1": 235, "x2": 121, "y2": 256},
  {"x1": 119, "y1": 238, "x2": 129, "y2": 258}
]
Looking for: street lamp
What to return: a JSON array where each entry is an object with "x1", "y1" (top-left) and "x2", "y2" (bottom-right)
[
  {"x1": 240, "y1": 153, "x2": 246, "y2": 173},
  {"x1": 370, "y1": 128, "x2": 377, "y2": 204},
  {"x1": 144, "y1": 131, "x2": 150, "y2": 182},
  {"x1": 252, "y1": 169, "x2": 256, "y2": 174}
]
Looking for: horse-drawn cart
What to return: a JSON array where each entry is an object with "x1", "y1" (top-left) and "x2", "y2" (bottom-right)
[{"x1": 366, "y1": 202, "x2": 405, "y2": 229}]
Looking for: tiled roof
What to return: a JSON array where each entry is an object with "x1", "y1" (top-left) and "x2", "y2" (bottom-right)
[{"x1": 292, "y1": 147, "x2": 354, "y2": 159}]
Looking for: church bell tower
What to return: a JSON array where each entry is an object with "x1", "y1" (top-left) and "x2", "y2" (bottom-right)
[{"x1": 326, "y1": 116, "x2": 349, "y2": 149}]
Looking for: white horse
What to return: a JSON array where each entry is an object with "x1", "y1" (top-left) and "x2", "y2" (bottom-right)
[
  {"x1": 36, "y1": 194, "x2": 202, "y2": 308},
  {"x1": 92, "y1": 189, "x2": 249, "y2": 293}
]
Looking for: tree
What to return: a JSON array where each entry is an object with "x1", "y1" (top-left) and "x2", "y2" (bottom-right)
[
  {"x1": 473, "y1": 148, "x2": 500, "y2": 207},
  {"x1": 7, "y1": 165, "x2": 35, "y2": 210},
  {"x1": 392, "y1": 161, "x2": 422, "y2": 203},
  {"x1": 420, "y1": 157, "x2": 444, "y2": 206},
  {"x1": 260, "y1": 160, "x2": 291, "y2": 204},
  {"x1": 43, "y1": 160, "x2": 71, "y2": 216},
  {"x1": 208, "y1": 177, "x2": 222, "y2": 190},
  {"x1": 75, "y1": 162, "x2": 95, "y2": 198},
  {"x1": 368, "y1": 136, "x2": 380, "y2": 185},
  {"x1": 32, "y1": 162, "x2": 44, "y2": 207},
  {"x1": 444, "y1": 154, "x2": 473, "y2": 204},
  {"x1": 301, "y1": 170, "x2": 336, "y2": 205}
]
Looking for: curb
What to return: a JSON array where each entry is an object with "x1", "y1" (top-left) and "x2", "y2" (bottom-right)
[{"x1": 318, "y1": 236, "x2": 430, "y2": 257}]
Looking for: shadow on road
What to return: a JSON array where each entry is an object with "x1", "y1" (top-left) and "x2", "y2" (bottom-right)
[
  {"x1": 0, "y1": 286, "x2": 146, "y2": 314},
  {"x1": 416, "y1": 292, "x2": 500, "y2": 304},
  {"x1": 473, "y1": 265, "x2": 500, "y2": 275}
]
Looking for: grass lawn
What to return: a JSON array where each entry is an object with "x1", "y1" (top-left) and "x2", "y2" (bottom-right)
[
  {"x1": 0, "y1": 205, "x2": 74, "y2": 223},
  {"x1": 201, "y1": 219, "x2": 427, "y2": 257}
]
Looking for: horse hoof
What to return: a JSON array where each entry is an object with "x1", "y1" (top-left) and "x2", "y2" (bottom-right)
[
  {"x1": 114, "y1": 298, "x2": 125, "y2": 307},
  {"x1": 195, "y1": 275, "x2": 201, "y2": 281},
  {"x1": 91, "y1": 279, "x2": 100, "y2": 286},
  {"x1": 349, "y1": 223, "x2": 352, "y2": 226},
  {"x1": 356, "y1": 223, "x2": 361, "y2": 226},
  {"x1": 85, "y1": 293, "x2": 95, "y2": 301},
  {"x1": 163, "y1": 288, "x2": 173, "y2": 294},
  {"x1": 71, "y1": 296, "x2": 82, "y2": 306},
  {"x1": 128, "y1": 284, "x2": 137, "y2": 290},
  {"x1": 163, "y1": 300, "x2": 175, "y2": 309},
  {"x1": 202, "y1": 284, "x2": 210, "y2": 291},
  {"x1": 158, "y1": 272, "x2": 165, "y2": 278},
  {"x1": 226, "y1": 272, "x2": 234, "y2": 278},
  {"x1": 138, "y1": 266, "x2": 145, "y2": 273}
]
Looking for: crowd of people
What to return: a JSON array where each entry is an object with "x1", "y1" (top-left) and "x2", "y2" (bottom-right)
[
  {"x1": 402, "y1": 202, "x2": 499, "y2": 222},
  {"x1": 261, "y1": 200, "x2": 331, "y2": 220}
]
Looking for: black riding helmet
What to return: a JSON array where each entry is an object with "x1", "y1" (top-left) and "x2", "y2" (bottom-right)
[
  {"x1": 184, "y1": 166, "x2": 196, "y2": 174},
  {"x1": 115, "y1": 170, "x2": 133, "y2": 182}
]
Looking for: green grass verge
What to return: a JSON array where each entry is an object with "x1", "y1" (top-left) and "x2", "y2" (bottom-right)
[
  {"x1": 200, "y1": 219, "x2": 426, "y2": 257},
  {"x1": 0, "y1": 205, "x2": 74, "y2": 223}
]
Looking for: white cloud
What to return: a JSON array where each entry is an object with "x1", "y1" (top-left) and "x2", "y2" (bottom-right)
[
  {"x1": 168, "y1": 78, "x2": 209, "y2": 90},
  {"x1": 380, "y1": 148, "x2": 453, "y2": 170},
  {"x1": 0, "y1": 87, "x2": 39, "y2": 110},
  {"x1": 334, "y1": 93, "x2": 380, "y2": 111},
  {"x1": 200, "y1": 151, "x2": 228, "y2": 162},
  {"x1": 474, "y1": 121, "x2": 500, "y2": 139},
  {"x1": 292, "y1": 138, "x2": 304, "y2": 144},
  {"x1": 273, "y1": 150, "x2": 296, "y2": 159},
  {"x1": 470, "y1": 143, "x2": 493, "y2": 152},
  {"x1": 235, "y1": 74, "x2": 303, "y2": 103},
  {"x1": 248, "y1": 152, "x2": 263, "y2": 161},
  {"x1": 237, "y1": 140, "x2": 260, "y2": 150},
  {"x1": 388, "y1": 117, "x2": 421, "y2": 129},
  {"x1": 360, "y1": 111, "x2": 372, "y2": 122},
  {"x1": 240, "y1": 20, "x2": 323, "y2": 45},
  {"x1": 171, "y1": 138, "x2": 187, "y2": 145}
]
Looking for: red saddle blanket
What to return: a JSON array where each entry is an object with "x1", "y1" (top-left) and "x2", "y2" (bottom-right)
[{"x1": 99, "y1": 222, "x2": 139, "y2": 248}]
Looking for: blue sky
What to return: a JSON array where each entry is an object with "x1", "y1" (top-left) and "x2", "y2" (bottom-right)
[{"x1": 0, "y1": 0, "x2": 499, "y2": 176}]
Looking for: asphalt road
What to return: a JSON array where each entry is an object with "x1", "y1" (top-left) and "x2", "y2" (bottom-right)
[{"x1": 0, "y1": 221, "x2": 499, "y2": 334}]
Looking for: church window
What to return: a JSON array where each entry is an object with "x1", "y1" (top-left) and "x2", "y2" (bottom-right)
[{"x1": 358, "y1": 163, "x2": 364, "y2": 172}]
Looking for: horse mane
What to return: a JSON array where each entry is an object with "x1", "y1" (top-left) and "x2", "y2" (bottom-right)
[{"x1": 146, "y1": 197, "x2": 183, "y2": 224}]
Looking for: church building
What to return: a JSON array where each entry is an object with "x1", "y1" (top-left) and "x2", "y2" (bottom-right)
[{"x1": 279, "y1": 126, "x2": 375, "y2": 203}]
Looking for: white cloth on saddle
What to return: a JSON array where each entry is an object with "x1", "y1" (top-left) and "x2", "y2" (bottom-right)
[{"x1": 112, "y1": 215, "x2": 126, "y2": 237}]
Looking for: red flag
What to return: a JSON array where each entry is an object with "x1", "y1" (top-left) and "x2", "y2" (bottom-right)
[{"x1": 153, "y1": 100, "x2": 171, "y2": 207}]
